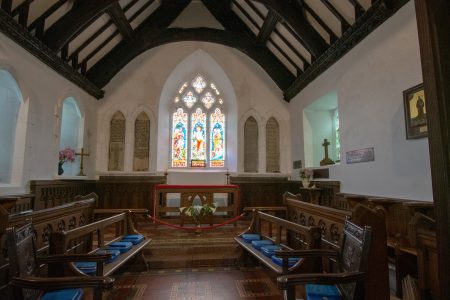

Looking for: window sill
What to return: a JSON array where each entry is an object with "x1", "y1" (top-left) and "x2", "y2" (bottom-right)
[{"x1": 53, "y1": 175, "x2": 92, "y2": 180}]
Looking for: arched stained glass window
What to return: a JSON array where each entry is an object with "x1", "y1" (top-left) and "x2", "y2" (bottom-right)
[
  {"x1": 172, "y1": 108, "x2": 188, "y2": 167},
  {"x1": 170, "y1": 74, "x2": 226, "y2": 168},
  {"x1": 210, "y1": 108, "x2": 225, "y2": 167}
]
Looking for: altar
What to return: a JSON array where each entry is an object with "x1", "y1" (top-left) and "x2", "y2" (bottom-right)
[{"x1": 153, "y1": 184, "x2": 240, "y2": 226}]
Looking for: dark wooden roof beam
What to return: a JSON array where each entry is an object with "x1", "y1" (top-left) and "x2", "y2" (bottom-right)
[
  {"x1": 106, "y1": 3, "x2": 134, "y2": 40},
  {"x1": 272, "y1": 28, "x2": 309, "y2": 69},
  {"x1": 232, "y1": 0, "x2": 260, "y2": 33},
  {"x1": 11, "y1": 0, "x2": 32, "y2": 17},
  {"x1": 28, "y1": 0, "x2": 69, "y2": 32},
  {"x1": 1, "y1": 0, "x2": 12, "y2": 14},
  {"x1": 44, "y1": 0, "x2": 118, "y2": 51},
  {"x1": 320, "y1": 0, "x2": 351, "y2": 33},
  {"x1": 252, "y1": 0, "x2": 327, "y2": 58},
  {"x1": 17, "y1": 1, "x2": 30, "y2": 27},
  {"x1": 267, "y1": 39, "x2": 301, "y2": 75},
  {"x1": 347, "y1": 0, "x2": 365, "y2": 19},
  {"x1": 257, "y1": 9, "x2": 280, "y2": 45},
  {"x1": 303, "y1": 1, "x2": 338, "y2": 44}
]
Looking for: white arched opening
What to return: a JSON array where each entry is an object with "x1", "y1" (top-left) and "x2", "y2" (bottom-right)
[{"x1": 158, "y1": 49, "x2": 238, "y2": 184}]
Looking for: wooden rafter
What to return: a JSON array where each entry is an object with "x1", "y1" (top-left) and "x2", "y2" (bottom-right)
[
  {"x1": 28, "y1": 0, "x2": 69, "y2": 39},
  {"x1": 0, "y1": 8, "x2": 103, "y2": 98},
  {"x1": 106, "y1": 3, "x2": 134, "y2": 40},
  {"x1": 257, "y1": 10, "x2": 280, "y2": 45},
  {"x1": 87, "y1": 27, "x2": 295, "y2": 90},
  {"x1": 44, "y1": 0, "x2": 117, "y2": 51},
  {"x1": 320, "y1": 0, "x2": 351, "y2": 32},
  {"x1": 347, "y1": 0, "x2": 365, "y2": 19},
  {"x1": 303, "y1": 1, "x2": 338, "y2": 44},
  {"x1": 251, "y1": 0, "x2": 327, "y2": 58}
]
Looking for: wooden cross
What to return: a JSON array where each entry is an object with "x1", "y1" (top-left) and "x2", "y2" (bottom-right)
[
  {"x1": 75, "y1": 147, "x2": 90, "y2": 176},
  {"x1": 320, "y1": 139, "x2": 335, "y2": 166}
]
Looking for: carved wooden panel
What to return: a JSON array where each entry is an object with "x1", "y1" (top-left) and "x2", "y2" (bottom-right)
[
  {"x1": 30, "y1": 180, "x2": 96, "y2": 210},
  {"x1": 133, "y1": 112, "x2": 150, "y2": 171},
  {"x1": 244, "y1": 116, "x2": 258, "y2": 173},
  {"x1": 108, "y1": 111, "x2": 126, "y2": 171},
  {"x1": 96, "y1": 176, "x2": 166, "y2": 213},
  {"x1": 266, "y1": 117, "x2": 280, "y2": 173}
]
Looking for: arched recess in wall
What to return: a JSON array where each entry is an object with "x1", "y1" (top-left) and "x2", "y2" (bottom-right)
[
  {"x1": 133, "y1": 112, "x2": 150, "y2": 171},
  {"x1": 0, "y1": 69, "x2": 27, "y2": 184},
  {"x1": 266, "y1": 117, "x2": 280, "y2": 173},
  {"x1": 158, "y1": 48, "x2": 237, "y2": 172},
  {"x1": 108, "y1": 111, "x2": 126, "y2": 171},
  {"x1": 303, "y1": 92, "x2": 340, "y2": 167},
  {"x1": 244, "y1": 116, "x2": 259, "y2": 173},
  {"x1": 59, "y1": 97, "x2": 84, "y2": 176}
]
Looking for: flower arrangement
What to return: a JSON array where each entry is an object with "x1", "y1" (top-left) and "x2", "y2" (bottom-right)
[
  {"x1": 299, "y1": 168, "x2": 313, "y2": 179},
  {"x1": 59, "y1": 147, "x2": 76, "y2": 165},
  {"x1": 180, "y1": 203, "x2": 217, "y2": 225}
]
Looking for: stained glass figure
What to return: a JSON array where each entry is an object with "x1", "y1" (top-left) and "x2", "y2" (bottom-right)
[
  {"x1": 201, "y1": 92, "x2": 215, "y2": 109},
  {"x1": 183, "y1": 91, "x2": 197, "y2": 108},
  {"x1": 210, "y1": 108, "x2": 225, "y2": 167},
  {"x1": 174, "y1": 96, "x2": 180, "y2": 103},
  {"x1": 191, "y1": 108, "x2": 206, "y2": 166},
  {"x1": 171, "y1": 108, "x2": 187, "y2": 167},
  {"x1": 192, "y1": 76, "x2": 207, "y2": 94}
]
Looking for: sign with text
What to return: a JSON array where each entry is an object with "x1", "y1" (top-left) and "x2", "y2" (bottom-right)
[{"x1": 346, "y1": 147, "x2": 374, "y2": 164}]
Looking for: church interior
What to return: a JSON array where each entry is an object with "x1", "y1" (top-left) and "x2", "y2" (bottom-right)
[{"x1": 0, "y1": 0, "x2": 449, "y2": 299}]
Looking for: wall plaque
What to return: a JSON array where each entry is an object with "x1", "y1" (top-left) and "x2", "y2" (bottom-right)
[
  {"x1": 293, "y1": 160, "x2": 302, "y2": 169},
  {"x1": 346, "y1": 147, "x2": 374, "y2": 164}
]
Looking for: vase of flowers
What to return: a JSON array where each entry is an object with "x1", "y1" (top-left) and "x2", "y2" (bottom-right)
[
  {"x1": 300, "y1": 168, "x2": 313, "y2": 188},
  {"x1": 58, "y1": 147, "x2": 76, "y2": 175},
  {"x1": 180, "y1": 203, "x2": 216, "y2": 234}
]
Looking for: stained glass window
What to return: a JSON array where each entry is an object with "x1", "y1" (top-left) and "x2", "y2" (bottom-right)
[
  {"x1": 171, "y1": 108, "x2": 188, "y2": 167},
  {"x1": 192, "y1": 76, "x2": 206, "y2": 93},
  {"x1": 210, "y1": 108, "x2": 225, "y2": 167},
  {"x1": 191, "y1": 108, "x2": 206, "y2": 167},
  {"x1": 183, "y1": 91, "x2": 197, "y2": 108},
  {"x1": 171, "y1": 75, "x2": 225, "y2": 168},
  {"x1": 201, "y1": 92, "x2": 215, "y2": 109}
]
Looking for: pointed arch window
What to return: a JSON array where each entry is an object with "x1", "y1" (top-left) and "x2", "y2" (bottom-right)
[
  {"x1": 171, "y1": 75, "x2": 226, "y2": 168},
  {"x1": 60, "y1": 97, "x2": 83, "y2": 176}
]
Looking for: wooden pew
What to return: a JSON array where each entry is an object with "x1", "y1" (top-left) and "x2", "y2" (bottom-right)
[
  {"x1": 49, "y1": 210, "x2": 151, "y2": 277},
  {"x1": 235, "y1": 210, "x2": 321, "y2": 274},
  {"x1": 283, "y1": 192, "x2": 389, "y2": 300},
  {"x1": 0, "y1": 196, "x2": 97, "y2": 299}
]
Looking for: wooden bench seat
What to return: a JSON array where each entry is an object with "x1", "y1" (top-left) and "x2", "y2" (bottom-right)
[
  {"x1": 49, "y1": 210, "x2": 151, "y2": 277},
  {"x1": 235, "y1": 209, "x2": 321, "y2": 274}
]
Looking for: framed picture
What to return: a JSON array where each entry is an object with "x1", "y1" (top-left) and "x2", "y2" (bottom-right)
[{"x1": 403, "y1": 83, "x2": 428, "y2": 139}]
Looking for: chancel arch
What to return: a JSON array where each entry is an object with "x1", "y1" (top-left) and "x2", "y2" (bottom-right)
[
  {"x1": 158, "y1": 49, "x2": 238, "y2": 176},
  {"x1": 0, "y1": 69, "x2": 27, "y2": 184},
  {"x1": 108, "y1": 111, "x2": 126, "y2": 171}
]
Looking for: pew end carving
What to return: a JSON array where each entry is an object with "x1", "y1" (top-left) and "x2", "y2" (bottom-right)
[{"x1": 277, "y1": 220, "x2": 372, "y2": 300}]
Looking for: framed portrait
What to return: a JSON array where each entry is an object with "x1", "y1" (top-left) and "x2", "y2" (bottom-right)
[{"x1": 403, "y1": 83, "x2": 427, "y2": 139}]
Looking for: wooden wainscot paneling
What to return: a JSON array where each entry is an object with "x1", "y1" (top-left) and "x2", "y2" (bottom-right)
[
  {"x1": 230, "y1": 176, "x2": 298, "y2": 208},
  {"x1": 30, "y1": 179, "x2": 96, "y2": 210},
  {"x1": 95, "y1": 176, "x2": 166, "y2": 214}
]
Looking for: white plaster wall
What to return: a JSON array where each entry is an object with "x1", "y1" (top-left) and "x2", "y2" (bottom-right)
[
  {"x1": 97, "y1": 42, "x2": 291, "y2": 181},
  {"x1": 0, "y1": 32, "x2": 98, "y2": 195},
  {"x1": 290, "y1": 2, "x2": 432, "y2": 201}
]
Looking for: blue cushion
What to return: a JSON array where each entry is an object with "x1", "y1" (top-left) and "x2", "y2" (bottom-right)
[
  {"x1": 306, "y1": 284, "x2": 341, "y2": 300},
  {"x1": 41, "y1": 288, "x2": 83, "y2": 300},
  {"x1": 107, "y1": 241, "x2": 133, "y2": 253},
  {"x1": 251, "y1": 239, "x2": 274, "y2": 250},
  {"x1": 241, "y1": 233, "x2": 261, "y2": 243},
  {"x1": 73, "y1": 261, "x2": 97, "y2": 275},
  {"x1": 95, "y1": 249, "x2": 121, "y2": 263},
  {"x1": 121, "y1": 234, "x2": 144, "y2": 245},
  {"x1": 271, "y1": 255, "x2": 303, "y2": 267},
  {"x1": 260, "y1": 245, "x2": 282, "y2": 257}
]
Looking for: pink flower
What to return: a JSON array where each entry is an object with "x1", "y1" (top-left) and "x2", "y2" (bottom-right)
[{"x1": 59, "y1": 147, "x2": 76, "y2": 164}]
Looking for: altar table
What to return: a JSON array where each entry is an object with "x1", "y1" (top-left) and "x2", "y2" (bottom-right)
[{"x1": 153, "y1": 184, "x2": 240, "y2": 226}]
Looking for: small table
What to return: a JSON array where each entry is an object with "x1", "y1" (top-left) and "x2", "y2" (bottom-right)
[{"x1": 299, "y1": 187, "x2": 323, "y2": 205}]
